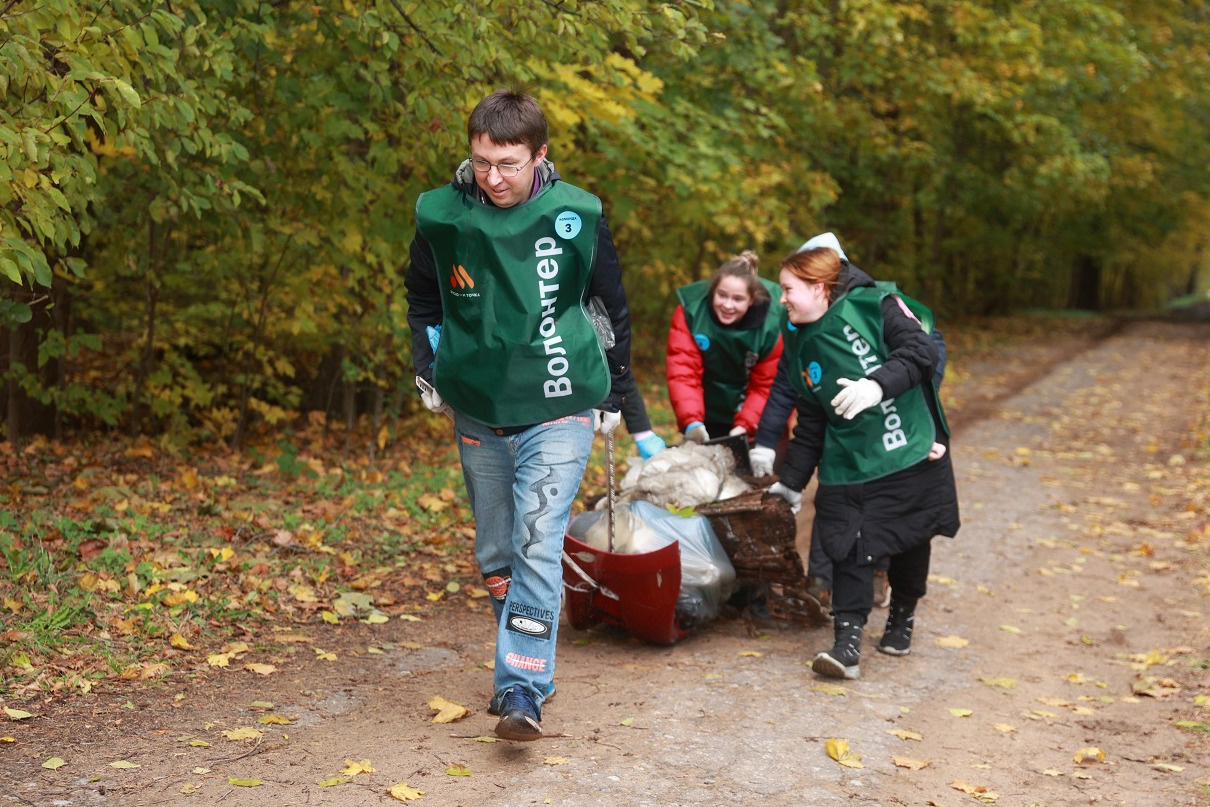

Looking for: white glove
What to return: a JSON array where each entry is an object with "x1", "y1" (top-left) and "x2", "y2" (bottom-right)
[
  {"x1": 768, "y1": 481, "x2": 802, "y2": 514},
  {"x1": 831, "y1": 377, "x2": 883, "y2": 420},
  {"x1": 749, "y1": 445, "x2": 776, "y2": 477},
  {"x1": 416, "y1": 377, "x2": 452, "y2": 419},
  {"x1": 728, "y1": 425, "x2": 747, "y2": 437},
  {"x1": 684, "y1": 423, "x2": 709, "y2": 444},
  {"x1": 593, "y1": 409, "x2": 621, "y2": 434}
]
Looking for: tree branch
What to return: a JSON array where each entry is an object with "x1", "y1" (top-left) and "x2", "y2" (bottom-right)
[{"x1": 383, "y1": 0, "x2": 441, "y2": 56}]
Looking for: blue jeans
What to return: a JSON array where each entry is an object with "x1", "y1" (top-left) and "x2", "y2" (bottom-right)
[{"x1": 455, "y1": 410, "x2": 594, "y2": 708}]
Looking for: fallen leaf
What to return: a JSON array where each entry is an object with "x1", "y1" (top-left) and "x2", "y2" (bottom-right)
[
  {"x1": 1073, "y1": 747, "x2": 1106, "y2": 764},
  {"x1": 1000, "y1": 625, "x2": 1021, "y2": 634},
  {"x1": 207, "y1": 653, "x2": 233, "y2": 668},
  {"x1": 824, "y1": 738, "x2": 864, "y2": 768},
  {"x1": 42, "y1": 757, "x2": 67, "y2": 769},
  {"x1": 428, "y1": 696, "x2": 469, "y2": 724},
  {"x1": 992, "y1": 723, "x2": 1017, "y2": 733},
  {"x1": 317, "y1": 776, "x2": 351, "y2": 787},
  {"x1": 936, "y1": 635, "x2": 969, "y2": 649},
  {"x1": 192, "y1": 767, "x2": 210, "y2": 774},
  {"x1": 387, "y1": 782, "x2": 425, "y2": 800},
  {"x1": 314, "y1": 649, "x2": 338, "y2": 662},
  {"x1": 950, "y1": 779, "x2": 998, "y2": 802},
  {"x1": 979, "y1": 677, "x2": 1017, "y2": 690},
  {"x1": 1152, "y1": 762, "x2": 1184, "y2": 772},
  {"x1": 620, "y1": 717, "x2": 635, "y2": 727},
  {"x1": 243, "y1": 663, "x2": 276, "y2": 676},
  {"x1": 363, "y1": 613, "x2": 389, "y2": 624},
  {"x1": 812, "y1": 683, "x2": 848, "y2": 696},
  {"x1": 258, "y1": 714, "x2": 293, "y2": 725},
  {"x1": 446, "y1": 763, "x2": 472, "y2": 776},
  {"x1": 543, "y1": 757, "x2": 569, "y2": 766},
  {"x1": 737, "y1": 651, "x2": 763, "y2": 658},
  {"x1": 110, "y1": 760, "x2": 140, "y2": 769},
  {"x1": 1042, "y1": 768, "x2": 1064, "y2": 776},
  {"x1": 180, "y1": 783, "x2": 199, "y2": 794},
  {"x1": 888, "y1": 729, "x2": 923, "y2": 741},
  {"x1": 341, "y1": 759, "x2": 376, "y2": 776},
  {"x1": 4, "y1": 708, "x2": 34, "y2": 720},
  {"x1": 221, "y1": 727, "x2": 264, "y2": 741},
  {"x1": 228, "y1": 777, "x2": 263, "y2": 787},
  {"x1": 170, "y1": 633, "x2": 195, "y2": 650},
  {"x1": 188, "y1": 740, "x2": 211, "y2": 747},
  {"x1": 948, "y1": 708, "x2": 973, "y2": 717},
  {"x1": 893, "y1": 756, "x2": 930, "y2": 770}
]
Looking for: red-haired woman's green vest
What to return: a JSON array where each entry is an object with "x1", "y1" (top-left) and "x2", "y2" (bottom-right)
[
  {"x1": 415, "y1": 181, "x2": 609, "y2": 427},
  {"x1": 783, "y1": 285, "x2": 945, "y2": 484},
  {"x1": 676, "y1": 278, "x2": 783, "y2": 425}
]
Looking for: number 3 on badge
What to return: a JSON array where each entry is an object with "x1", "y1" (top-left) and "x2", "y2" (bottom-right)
[{"x1": 555, "y1": 210, "x2": 582, "y2": 240}]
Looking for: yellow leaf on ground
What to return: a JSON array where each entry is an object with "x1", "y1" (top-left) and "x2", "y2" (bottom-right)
[
  {"x1": 387, "y1": 782, "x2": 425, "y2": 800},
  {"x1": 467, "y1": 587, "x2": 490, "y2": 599},
  {"x1": 992, "y1": 723, "x2": 1017, "y2": 733},
  {"x1": 110, "y1": 760, "x2": 140, "y2": 769},
  {"x1": 812, "y1": 683, "x2": 848, "y2": 696},
  {"x1": 428, "y1": 696, "x2": 469, "y2": 724},
  {"x1": 888, "y1": 729, "x2": 923, "y2": 741},
  {"x1": 318, "y1": 776, "x2": 352, "y2": 787},
  {"x1": 170, "y1": 633, "x2": 194, "y2": 650},
  {"x1": 363, "y1": 613, "x2": 389, "y2": 624},
  {"x1": 1042, "y1": 768, "x2": 1063, "y2": 776},
  {"x1": 936, "y1": 635, "x2": 969, "y2": 649},
  {"x1": 824, "y1": 738, "x2": 864, "y2": 768},
  {"x1": 737, "y1": 651, "x2": 763, "y2": 658},
  {"x1": 446, "y1": 763, "x2": 472, "y2": 775},
  {"x1": 1, "y1": 737, "x2": 16, "y2": 743},
  {"x1": 4, "y1": 708, "x2": 34, "y2": 720},
  {"x1": 322, "y1": 611, "x2": 340, "y2": 624},
  {"x1": 1152, "y1": 762, "x2": 1184, "y2": 772},
  {"x1": 948, "y1": 708, "x2": 973, "y2": 717},
  {"x1": 979, "y1": 677, "x2": 1017, "y2": 689},
  {"x1": 222, "y1": 727, "x2": 264, "y2": 741},
  {"x1": 228, "y1": 778, "x2": 263, "y2": 787},
  {"x1": 42, "y1": 757, "x2": 67, "y2": 769},
  {"x1": 341, "y1": 759, "x2": 377, "y2": 776},
  {"x1": 543, "y1": 757, "x2": 569, "y2": 765},
  {"x1": 1073, "y1": 747, "x2": 1106, "y2": 764},
  {"x1": 893, "y1": 756, "x2": 930, "y2": 770},
  {"x1": 1000, "y1": 625, "x2": 1021, "y2": 634},
  {"x1": 188, "y1": 740, "x2": 211, "y2": 747},
  {"x1": 244, "y1": 663, "x2": 276, "y2": 675},
  {"x1": 258, "y1": 714, "x2": 293, "y2": 725},
  {"x1": 951, "y1": 780, "x2": 998, "y2": 802},
  {"x1": 314, "y1": 649, "x2": 338, "y2": 661},
  {"x1": 180, "y1": 783, "x2": 199, "y2": 794}
]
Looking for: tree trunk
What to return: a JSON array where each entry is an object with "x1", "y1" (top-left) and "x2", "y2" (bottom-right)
[{"x1": 1069, "y1": 254, "x2": 1101, "y2": 310}]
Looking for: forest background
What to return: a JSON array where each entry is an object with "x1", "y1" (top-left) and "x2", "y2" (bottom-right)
[{"x1": 3, "y1": 0, "x2": 1210, "y2": 448}]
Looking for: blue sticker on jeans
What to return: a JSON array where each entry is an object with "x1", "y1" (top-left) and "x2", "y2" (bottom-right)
[{"x1": 555, "y1": 210, "x2": 582, "y2": 240}]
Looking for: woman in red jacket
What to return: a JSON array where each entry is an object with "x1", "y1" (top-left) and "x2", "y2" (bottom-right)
[{"x1": 666, "y1": 251, "x2": 784, "y2": 444}]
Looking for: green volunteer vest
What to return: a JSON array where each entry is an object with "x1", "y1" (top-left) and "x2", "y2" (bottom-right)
[
  {"x1": 783, "y1": 285, "x2": 944, "y2": 485},
  {"x1": 676, "y1": 278, "x2": 784, "y2": 425},
  {"x1": 415, "y1": 180, "x2": 610, "y2": 427}
]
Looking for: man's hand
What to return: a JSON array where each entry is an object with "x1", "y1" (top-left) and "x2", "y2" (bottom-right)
[
  {"x1": 684, "y1": 422, "x2": 709, "y2": 444},
  {"x1": 768, "y1": 481, "x2": 802, "y2": 514},
  {"x1": 928, "y1": 441, "x2": 946, "y2": 460},
  {"x1": 749, "y1": 445, "x2": 776, "y2": 477},
  {"x1": 636, "y1": 432, "x2": 667, "y2": 459},
  {"x1": 593, "y1": 409, "x2": 621, "y2": 434},
  {"x1": 831, "y1": 377, "x2": 883, "y2": 420},
  {"x1": 416, "y1": 376, "x2": 452, "y2": 419}
]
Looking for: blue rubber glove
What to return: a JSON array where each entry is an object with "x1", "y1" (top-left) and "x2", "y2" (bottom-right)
[
  {"x1": 636, "y1": 432, "x2": 667, "y2": 460},
  {"x1": 684, "y1": 422, "x2": 709, "y2": 444}
]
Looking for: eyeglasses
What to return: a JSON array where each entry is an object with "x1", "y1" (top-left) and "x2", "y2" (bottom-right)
[{"x1": 469, "y1": 154, "x2": 534, "y2": 178}]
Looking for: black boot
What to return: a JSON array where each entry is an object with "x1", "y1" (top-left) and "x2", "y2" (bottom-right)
[
  {"x1": 878, "y1": 598, "x2": 917, "y2": 656},
  {"x1": 812, "y1": 613, "x2": 864, "y2": 679}
]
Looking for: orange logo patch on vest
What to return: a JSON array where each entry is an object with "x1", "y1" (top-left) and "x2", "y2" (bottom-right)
[{"x1": 450, "y1": 264, "x2": 474, "y2": 289}]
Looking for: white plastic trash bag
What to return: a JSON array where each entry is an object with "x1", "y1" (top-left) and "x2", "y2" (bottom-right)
[{"x1": 612, "y1": 442, "x2": 750, "y2": 510}]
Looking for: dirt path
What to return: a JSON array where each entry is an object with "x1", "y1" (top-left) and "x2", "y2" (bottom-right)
[{"x1": 3, "y1": 319, "x2": 1209, "y2": 807}]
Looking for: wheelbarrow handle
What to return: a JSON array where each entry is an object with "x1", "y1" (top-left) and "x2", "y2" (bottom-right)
[{"x1": 606, "y1": 430, "x2": 615, "y2": 553}]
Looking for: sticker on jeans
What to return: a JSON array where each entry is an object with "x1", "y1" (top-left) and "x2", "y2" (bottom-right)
[
  {"x1": 507, "y1": 610, "x2": 553, "y2": 639},
  {"x1": 505, "y1": 652, "x2": 547, "y2": 672},
  {"x1": 554, "y1": 210, "x2": 582, "y2": 240}
]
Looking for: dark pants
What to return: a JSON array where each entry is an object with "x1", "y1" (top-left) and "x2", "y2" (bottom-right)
[{"x1": 831, "y1": 539, "x2": 932, "y2": 621}]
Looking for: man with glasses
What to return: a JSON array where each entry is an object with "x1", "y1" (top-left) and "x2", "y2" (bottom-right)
[{"x1": 405, "y1": 89, "x2": 637, "y2": 741}]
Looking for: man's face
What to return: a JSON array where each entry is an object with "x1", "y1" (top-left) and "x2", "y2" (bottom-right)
[{"x1": 470, "y1": 134, "x2": 546, "y2": 209}]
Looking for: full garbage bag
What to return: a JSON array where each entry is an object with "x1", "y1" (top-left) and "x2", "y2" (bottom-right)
[
  {"x1": 570, "y1": 500, "x2": 736, "y2": 629},
  {"x1": 611, "y1": 442, "x2": 750, "y2": 510}
]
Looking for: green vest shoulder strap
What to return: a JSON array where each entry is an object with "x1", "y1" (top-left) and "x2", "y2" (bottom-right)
[{"x1": 415, "y1": 181, "x2": 609, "y2": 427}]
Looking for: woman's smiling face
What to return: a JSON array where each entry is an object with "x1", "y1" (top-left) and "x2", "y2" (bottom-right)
[
  {"x1": 779, "y1": 269, "x2": 829, "y2": 325},
  {"x1": 712, "y1": 276, "x2": 754, "y2": 326}
]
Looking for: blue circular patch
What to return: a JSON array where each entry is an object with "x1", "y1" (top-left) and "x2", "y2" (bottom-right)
[
  {"x1": 807, "y1": 361, "x2": 822, "y2": 385},
  {"x1": 554, "y1": 210, "x2": 582, "y2": 240},
  {"x1": 694, "y1": 334, "x2": 711, "y2": 351}
]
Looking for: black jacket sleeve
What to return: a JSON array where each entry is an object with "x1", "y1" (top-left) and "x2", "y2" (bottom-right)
[
  {"x1": 587, "y1": 217, "x2": 634, "y2": 413},
  {"x1": 405, "y1": 230, "x2": 442, "y2": 382},
  {"x1": 778, "y1": 396, "x2": 826, "y2": 491},
  {"x1": 754, "y1": 349, "x2": 798, "y2": 448},
  {"x1": 865, "y1": 295, "x2": 938, "y2": 399}
]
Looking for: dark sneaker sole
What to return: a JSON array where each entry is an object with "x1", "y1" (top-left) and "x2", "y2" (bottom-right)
[
  {"x1": 495, "y1": 712, "x2": 542, "y2": 741},
  {"x1": 812, "y1": 651, "x2": 860, "y2": 679},
  {"x1": 877, "y1": 643, "x2": 911, "y2": 656}
]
